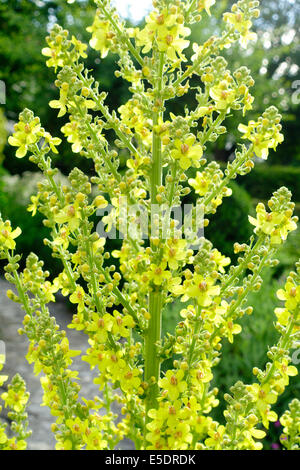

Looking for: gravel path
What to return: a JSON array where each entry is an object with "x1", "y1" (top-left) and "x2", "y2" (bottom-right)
[{"x1": 0, "y1": 278, "x2": 133, "y2": 450}]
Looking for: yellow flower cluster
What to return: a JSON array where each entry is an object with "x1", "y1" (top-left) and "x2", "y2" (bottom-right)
[
  {"x1": 3, "y1": 0, "x2": 300, "y2": 452},
  {"x1": 87, "y1": 17, "x2": 113, "y2": 59},
  {"x1": 118, "y1": 99, "x2": 152, "y2": 147},
  {"x1": 280, "y1": 399, "x2": 300, "y2": 450},
  {"x1": 197, "y1": 0, "x2": 216, "y2": 16},
  {"x1": 8, "y1": 116, "x2": 41, "y2": 158},
  {"x1": 42, "y1": 28, "x2": 87, "y2": 70},
  {"x1": 0, "y1": 364, "x2": 30, "y2": 450},
  {"x1": 8, "y1": 109, "x2": 61, "y2": 160},
  {"x1": 170, "y1": 134, "x2": 203, "y2": 170},
  {"x1": 0, "y1": 220, "x2": 22, "y2": 250},
  {"x1": 136, "y1": 8, "x2": 190, "y2": 62},
  {"x1": 239, "y1": 106, "x2": 284, "y2": 159},
  {"x1": 249, "y1": 202, "x2": 297, "y2": 245},
  {"x1": 224, "y1": 2, "x2": 259, "y2": 48},
  {"x1": 173, "y1": 273, "x2": 220, "y2": 306}
]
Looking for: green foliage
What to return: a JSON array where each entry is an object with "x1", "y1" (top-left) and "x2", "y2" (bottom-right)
[
  {"x1": 1, "y1": 0, "x2": 300, "y2": 452},
  {"x1": 237, "y1": 165, "x2": 300, "y2": 202},
  {"x1": 0, "y1": 0, "x2": 131, "y2": 177},
  {"x1": 0, "y1": 172, "x2": 62, "y2": 274},
  {"x1": 206, "y1": 181, "x2": 253, "y2": 257},
  {"x1": 213, "y1": 266, "x2": 300, "y2": 416},
  {"x1": 0, "y1": 109, "x2": 6, "y2": 164},
  {"x1": 183, "y1": 0, "x2": 300, "y2": 166}
]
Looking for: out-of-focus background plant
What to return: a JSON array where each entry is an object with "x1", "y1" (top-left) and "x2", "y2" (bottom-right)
[{"x1": 0, "y1": 0, "x2": 299, "y2": 449}]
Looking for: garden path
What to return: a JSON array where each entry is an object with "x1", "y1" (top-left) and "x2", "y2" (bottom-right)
[{"x1": 0, "y1": 278, "x2": 133, "y2": 450}]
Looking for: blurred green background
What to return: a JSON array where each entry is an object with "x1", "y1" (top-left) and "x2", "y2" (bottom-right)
[{"x1": 0, "y1": 0, "x2": 299, "y2": 449}]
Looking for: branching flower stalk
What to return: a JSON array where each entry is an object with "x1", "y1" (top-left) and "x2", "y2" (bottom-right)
[{"x1": 0, "y1": 0, "x2": 299, "y2": 450}]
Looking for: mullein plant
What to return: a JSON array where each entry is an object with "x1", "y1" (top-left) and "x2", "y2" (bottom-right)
[{"x1": 0, "y1": 0, "x2": 299, "y2": 450}]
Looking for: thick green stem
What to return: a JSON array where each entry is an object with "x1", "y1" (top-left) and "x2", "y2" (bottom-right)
[
  {"x1": 144, "y1": 290, "x2": 163, "y2": 410},
  {"x1": 144, "y1": 52, "x2": 165, "y2": 423}
]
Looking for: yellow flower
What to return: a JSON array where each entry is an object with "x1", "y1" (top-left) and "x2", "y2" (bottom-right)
[
  {"x1": 53, "y1": 271, "x2": 73, "y2": 297},
  {"x1": 106, "y1": 350, "x2": 127, "y2": 382},
  {"x1": 52, "y1": 227, "x2": 71, "y2": 250},
  {"x1": 275, "y1": 358, "x2": 298, "y2": 386},
  {"x1": 148, "y1": 262, "x2": 171, "y2": 286},
  {"x1": 156, "y1": 25, "x2": 190, "y2": 62},
  {"x1": 158, "y1": 369, "x2": 187, "y2": 401},
  {"x1": 87, "y1": 18, "x2": 112, "y2": 58},
  {"x1": 61, "y1": 119, "x2": 83, "y2": 153},
  {"x1": 223, "y1": 319, "x2": 242, "y2": 343},
  {"x1": 119, "y1": 367, "x2": 141, "y2": 395},
  {"x1": 260, "y1": 409, "x2": 278, "y2": 430},
  {"x1": 249, "y1": 383, "x2": 278, "y2": 416},
  {"x1": 71, "y1": 35, "x2": 88, "y2": 59},
  {"x1": 43, "y1": 132, "x2": 62, "y2": 154},
  {"x1": 238, "y1": 114, "x2": 284, "y2": 160},
  {"x1": 87, "y1": 313, "x2": 113, "y2": 343},
  {"x1": 273, "y1": 215, "x2": 297, "y2": 244},
  {"x1": 239, "y1": 124, "x2": 270, "y2": 159},
  {"x1": 224, "y1": 11, "x2": 257, "y2": 48},
  {"x1": 111, "y1": 311, "x2": 135, "y2": 338},
  {"x1": 167, "y1": 422, "x2": 192, "y2": 449},
  {"x1": 241, "y1": 87, "x2": 254, "y2": 116},
  {"x1": 191, "y1": 362, "x2": 213, "y2": 390},
  {"x1": 118, "y1": 99, "x2": 152, "y2": 146},
  {"x1": 92, "y1": 237, "x2": 106, "y2": 254},
  {"x1": 8, "y1": 117, "x2": 41, "y2": 158},
  {"x1": 197, "y1": 0, "x2": 216, "y2": 16},
  {"x1": 1, "y1": 384, "x2": 29, "y2": 413},
  {"x1": 205, "y1": 424, "x2": 225, "y2": 449},
  {"x1": 249, "y1": 203, "x2": 284, "y2": 236},
  {"x1": 137, "y1": 10, "x2": 190, "y2": 62},
  {"x1": 136, "y1": 9, "x2": 177, "y2": 54},
  {"x1": 0, "y1": 221, "x2": 22, "y2": 250},
  {"x1": 277, "y1": 281, "x2": 300, "y2": 311},
  {"x1": 40, "y1": 281, "x2": 59, "y2": 303},
  {"x1": 54, "y1": 203, "x2": 81, "y2": 231},
  {"x1": 209, "y1": 80, "x2": 236, "y2": 110},
  {"x1": 49, "y1": 83, "x2": 69, "y2": 118},
  {"x1": 163, "y1": 239, "x2": 187, "y2": 270},
  {"x1": 170, "y1": 135, "x2": 203, "y2": 170},
  {"x1": 274, "y1": 307, "x2": 290, "y2": 327},
  {"x1": 69, "y1": 286, "x2": 86, "y2": 313},
  {"x1": 27, "y1": 195, "x2": 40, "y2": 217},
  {"x1": 210, "y1": 249, "x2": 230, "y2": 274},
  {"x1": 188, "y1": 171, "x2": 211, "y2": 196},
  {"x1": 175, "y1": 274, "x2": 220, "y2": 307},
  {"x1": 163, "y1": 400, "x2": 185, "y2": 428},
  {"x1": 42, "y1": 45, "x2": 64, "y2": 70},
  {"x1": 250, "y1": 204, "x2": 297, "y2": 246}
]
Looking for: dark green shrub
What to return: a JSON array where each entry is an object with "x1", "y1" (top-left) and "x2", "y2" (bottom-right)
[
  {"x1": 205, "y1": 180, "x2": 253, "y2": 258},
  {"x1": 0, "y1": 171, "x2": 61, "y2": 275},
  {"x1": 237, "y1": 165, "x2": 300, "y2": 202}
]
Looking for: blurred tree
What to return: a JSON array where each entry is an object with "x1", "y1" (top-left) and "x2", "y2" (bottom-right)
[
  {"x1": 184, "y1": 0, "x2": 300, "y2": 164},
  {"x1": 0, "y1": 0, "x2": 299, "y2": 175},
  {"x1": 0, "y1": 0, "x2": 131, "y2": 175},
  {"x1": 0, "y1": 109, "x2": 6, "y2": 163}
]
